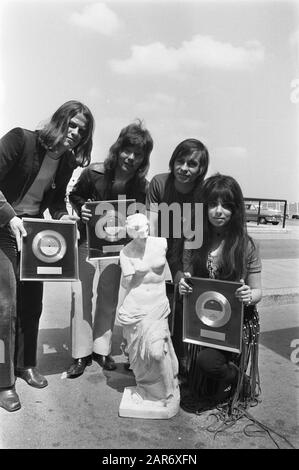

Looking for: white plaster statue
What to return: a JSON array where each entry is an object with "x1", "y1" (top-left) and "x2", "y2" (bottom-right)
[{"x1": 117, "y1": 213, "x2": 180, "y2": 419}]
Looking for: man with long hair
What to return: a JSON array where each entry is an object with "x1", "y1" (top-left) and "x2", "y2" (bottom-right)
[
  {"x1": 66, "y1": 120, "x2": 153, "y2": 378},
  {"x1": 0, "y1": 100, "x2": 94, "y2": 411},
  {"x1": 146, "y1": 138, "x2": 210, "y2": 377}
]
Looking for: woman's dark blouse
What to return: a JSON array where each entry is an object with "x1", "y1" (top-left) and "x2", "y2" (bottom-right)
[{"x1": 183, "y1": 238, "x2": 262, "y2": 280}]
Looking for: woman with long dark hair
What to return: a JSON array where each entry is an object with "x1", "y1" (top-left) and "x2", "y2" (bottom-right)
[{"x1": 179, "y1": 173, "x2": 262, "y2": 416}]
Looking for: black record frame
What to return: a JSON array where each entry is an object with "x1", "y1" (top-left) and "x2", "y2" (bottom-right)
[
  {"x1": 20, "y1": 218, "x2": 79, "y2": 281},
  {"x1": 86, "y1": 199, "x2": 136, "y2": 260},
  {"x1": 183, "y1": 276, "x2": 244, "y2": 353}
]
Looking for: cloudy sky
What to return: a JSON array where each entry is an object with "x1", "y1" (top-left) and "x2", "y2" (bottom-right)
[{"x1": 0, "y1": 0, "x2": 298, "y2": 201}]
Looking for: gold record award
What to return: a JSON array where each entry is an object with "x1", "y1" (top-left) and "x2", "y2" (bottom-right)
[
  {"x1": 195, "y1": 291, "x2": 232, "y2": 328},
  {"x1": 183, "y1": 277, "x2": 244, "y2": 353},
  {"x1": 20, "y1": 218, "x2": 79, "y2": 281},
  {"x1": 86, "y1": 199, "x2": 136, "y2": 259},
  {"x1": 32, "y1": 230, "x2": 67, "y2": 263}
]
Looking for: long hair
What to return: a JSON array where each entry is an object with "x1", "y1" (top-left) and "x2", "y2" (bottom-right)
[
  {"x1": 38, "y1": 100, "x2": 94, "y2": 167},
  {"x1": 104, "y1": 119, "x2": 153, "y2": 185},
  {"x1": 193, "y1": 173, "x2": 251, "y2": 281},
  {"x1": 161, "y1": 138, "x2": 209, "y2": 214},
  {"x1": 163, "y1": 139, "x2": 209, "y2": 271},
  {"x1": 168, "y1": 138, "x2": 209, "y2": 183}
]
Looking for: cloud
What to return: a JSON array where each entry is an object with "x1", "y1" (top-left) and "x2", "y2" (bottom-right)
[
  {"x1": 290, "y1": 30, "x2": 299, "y2": 46},
  {"x1": 134, "y1": 92, "x2": 177, "y2": 114},
  {"x1": 133, "y1": 93, "x2": 206, "y2": 129},
  {"x1": 110, "y1": 34, "x2": 265, "y2": 75},
  {"x1": 208, "y1": 146, "x2": 249, "y2": 178},
  {"x1": 69, "y1": 3, "x2": 121, "y2": 35},
  {"x1": 85, "y1": 87, "x2": 104, "y2": 100},
  {"x1": 213, "y1": 146, "x2": 248, "y2": 159}
]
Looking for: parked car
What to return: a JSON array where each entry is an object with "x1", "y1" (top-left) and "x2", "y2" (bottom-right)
[
  {"x1": 245, "y1": 203, "x2": 281, "y2": 225},
  {"x1": 292, "y1": 214, "x2": 299, "y2": 219}
]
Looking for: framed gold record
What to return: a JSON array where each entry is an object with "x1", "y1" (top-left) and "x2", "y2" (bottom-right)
[
  {"x1": 20, "y1": 218, "x2": 79, "y2": 281},
  {"x1": 183, "y1": 277, "x2": 244, "y2": 353},
  {"x1": 32, "y1": 230, "x2": 67, "y2": 263},
  {"x1": 86, "y1": 199, "x2": 137, "y2": 259},
  {"x1": 195, "y1": 291, "x2": 232, "y2": 328}
]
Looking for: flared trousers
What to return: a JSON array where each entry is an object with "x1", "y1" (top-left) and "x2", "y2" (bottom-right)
[
  {"x1": 71, "y1": 242, "x2": 121, "y2": 358},
  {"x1": 0, "y1": 226, "x2": 43, "y2": 388}
]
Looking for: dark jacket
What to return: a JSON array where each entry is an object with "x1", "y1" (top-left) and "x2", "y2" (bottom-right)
[
  {"x1": 0, "y1": 127, "x2": 78, "y2": 226},
  {"x1": 69, "y1": 162, "x2": 148, "y2": 241}
]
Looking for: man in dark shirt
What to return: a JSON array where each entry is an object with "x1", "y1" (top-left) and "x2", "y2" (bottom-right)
[
  {"x1": 146, "y1": 138, "x2": 209, "y2": 377},
  {"x1": 0, "y1": 100, "x2": 94, "y2": 412}
]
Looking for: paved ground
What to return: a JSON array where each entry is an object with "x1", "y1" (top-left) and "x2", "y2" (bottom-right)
[
  {"x1": 0, "y1": 299, "x2": 298, "y2": 451},
  {"x1": 0, "y1": 224, "x2": 298, "y2": 451}
]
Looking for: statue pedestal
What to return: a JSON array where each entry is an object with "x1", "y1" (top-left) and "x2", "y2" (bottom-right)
[{"x1": 119, "y1": 386, "x2": 180, "y2": 419}]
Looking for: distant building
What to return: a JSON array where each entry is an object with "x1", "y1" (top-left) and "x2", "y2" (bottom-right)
[
  {"x1": 259, "y1": 200, "x2": 299, "y2": 217},
  {"x1": 288, "y1": 201, "x2": 299, "y2": 216}
]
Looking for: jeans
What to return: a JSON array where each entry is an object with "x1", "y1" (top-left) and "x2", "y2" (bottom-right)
[
  {"x1": 0, "y1": 227, "x2": 17, "y2": 387},
  {"x1": 0, "y1": 224, "x2": 43, "y2": 388}
]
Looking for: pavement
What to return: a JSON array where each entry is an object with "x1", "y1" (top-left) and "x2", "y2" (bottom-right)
[
  {"x1": 0, "y1": 224, "x2": 298, "y2": 452},
  {"x1": 247, "y1": 224, "x2": 299, "y2": 306}
]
